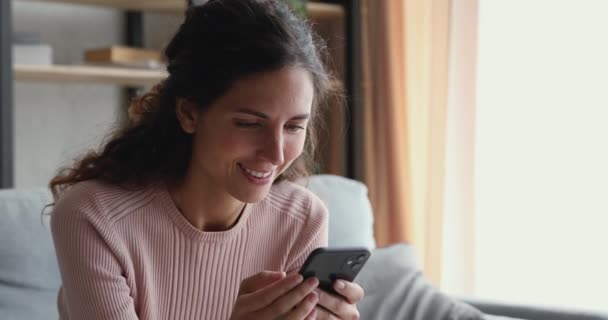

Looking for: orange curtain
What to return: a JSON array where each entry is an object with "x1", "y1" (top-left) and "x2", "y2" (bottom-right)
[{"x1": 360, "y1": 0, "x2": 451, "y2": 285}]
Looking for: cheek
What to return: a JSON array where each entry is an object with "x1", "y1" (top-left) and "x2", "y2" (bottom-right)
[
  {"x1": 284, "y1": 135, "x2": 306, "y2": 163},
  {"x1": 192, "y1": 127, "x2": 249, "y2": 164},
  {"x1": 217, "y1": 132, "x2": 259, "y2": 159}
]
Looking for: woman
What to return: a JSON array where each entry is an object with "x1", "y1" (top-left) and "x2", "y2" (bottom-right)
[{"x1": 49, "y1": 0, "x2": 363, "y2": 319}]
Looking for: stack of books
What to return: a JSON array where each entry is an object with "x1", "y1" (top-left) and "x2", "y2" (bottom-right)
[{"x1": 84, "y1": 46, "x2": 164, "y2": 69}]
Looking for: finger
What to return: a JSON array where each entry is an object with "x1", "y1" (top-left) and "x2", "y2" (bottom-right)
[
  {"x1": 262, "y1": 277, "x2": 319, "y2": 317},
  {"x1": 284, "y1": 291, "x2": 318, "y2": 320},
  {"x1": 333, "y1": 280, "x2": 365, "y2": 304},
  {"x1": 240, "y1": 273, "x2": 305, "y2": 311},
  {"x1": 286, "y1": 269, "x2": 300, "y2": 276},
  {"x1": 314, "y1": 305, "x2": 339, "y2": 320},
  {"x1": 315, "y1": 288, "x2": 349, "y2": 317},
  {"x1": 305, "y1": 307, "x2": 318, "y2": 320},
  {"x1": 316, "y1": 303, "x2": 360, "y2": 320},
  {"x1": 239, "y1": 271, "x2": 286, "y2": 295}
]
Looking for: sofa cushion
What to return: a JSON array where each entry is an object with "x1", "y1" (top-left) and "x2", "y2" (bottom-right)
[
  {"x1": 0, "y1": 188, "x2": 60, "y2": 320},
  {"x1": 355, "y1": 243, "x2": 485, "y2": 320},
  {"x1": 306, "y1": 174, "x2": 376, "y2": 249}
]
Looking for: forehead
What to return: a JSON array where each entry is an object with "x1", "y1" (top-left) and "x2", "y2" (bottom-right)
[{"x1": 213, "y1": 67, "x2": 315, "y2": 115}]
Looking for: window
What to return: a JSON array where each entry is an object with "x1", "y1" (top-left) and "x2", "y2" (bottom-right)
[{"x1": 444, "y1": 0, "x2": 608, "y2": 311}]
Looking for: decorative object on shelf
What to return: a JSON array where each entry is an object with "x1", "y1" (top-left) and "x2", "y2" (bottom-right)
[
  {"x1": 12, "y1": 32, "x2": 52, "y2": 65},
  {"x1": 285, "y1": 0, "x2": 308, "y2": 18},
  {"x1": 84, "y1": 46, "x2": 164, "y2": 69}
]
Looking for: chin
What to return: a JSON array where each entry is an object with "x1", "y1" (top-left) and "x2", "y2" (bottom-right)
[{"x1": 231, "y1": 185, "x2": 272, "y2": 203}]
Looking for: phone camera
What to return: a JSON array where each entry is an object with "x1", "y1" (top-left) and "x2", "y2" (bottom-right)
[
  {"x1": 346, "y1": 257, "x2": 356, "y2": 265},
  {"x1": 350, "y1": 262, "x2": 362, "y2": 270},
  {"x1": 345, "y1": 256, "x2": 362, "y2": 270}
]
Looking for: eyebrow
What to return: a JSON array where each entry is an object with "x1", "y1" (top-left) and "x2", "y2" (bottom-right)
[{"x1": 235, "y1": 108, "x2": 310, "y2": 120}]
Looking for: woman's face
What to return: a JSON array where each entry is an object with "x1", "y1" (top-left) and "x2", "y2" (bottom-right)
[{"x1": 178, "y1": 67, "x2": 314, "y2": 203}]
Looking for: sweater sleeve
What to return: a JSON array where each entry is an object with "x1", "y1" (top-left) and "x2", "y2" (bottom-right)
[
  {"x1": 285, "y1": 193, "x2": 329, "y2": 272},
  {"x1": 50, "y1": 193, "x2": 138, "y2": 320}
]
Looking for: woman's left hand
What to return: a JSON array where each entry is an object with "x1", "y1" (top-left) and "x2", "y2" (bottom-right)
[{"x1": 314, "y1": 280, "x2": 364, "y2": 319}]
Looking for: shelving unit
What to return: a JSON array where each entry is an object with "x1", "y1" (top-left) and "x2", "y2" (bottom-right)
[
  {"x1": 1, "y1": 0, "x2": 361, "y2": 188},
  {"x1": 11, "y1": 0, "x2": 344, "y2": 86}
]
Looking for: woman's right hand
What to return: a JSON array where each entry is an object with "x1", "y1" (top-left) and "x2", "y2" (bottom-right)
[{"x1": 230, "y1": 271, "x2": 320, "y2": 320}]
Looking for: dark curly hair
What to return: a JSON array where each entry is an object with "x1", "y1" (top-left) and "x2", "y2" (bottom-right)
[{"x1": 48, "y1": 0, "x2": 341, "y2": 201}]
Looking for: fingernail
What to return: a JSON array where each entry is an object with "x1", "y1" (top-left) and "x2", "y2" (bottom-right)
[
  {"x1": 308, "y1": 277, "x2": 319, "y2": 286},
  {"x1": 335, "y1": 280, "x2": 346, "y2": 289},
  {"x1": 309, "y1": 291, "x2": 318, "y2": 301}
]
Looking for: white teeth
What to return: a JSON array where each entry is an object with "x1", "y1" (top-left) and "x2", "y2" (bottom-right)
[{"x1": 242, "y1": 165, "x2": 272, "y2": 178}]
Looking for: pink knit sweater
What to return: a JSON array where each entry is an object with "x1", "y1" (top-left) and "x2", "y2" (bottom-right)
[{"x1": 50, "y1": 179, "x2": 328, "y2": 320}]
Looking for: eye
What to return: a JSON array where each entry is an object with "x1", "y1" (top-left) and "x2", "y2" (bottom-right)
[
  {"x1": 285, "y1": 124, "x2": 306, "y2": 133},
  {"x1": 235, "y1": 121, "x2": 261, "y2": 128}
]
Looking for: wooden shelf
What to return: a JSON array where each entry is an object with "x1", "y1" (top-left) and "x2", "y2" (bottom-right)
[
  {"x1": 32, "y1": 0, "x2": 344, "y2": 19},
  {"x1": 14, "y1": 64, "x2": 167, "y2": 86},
  {"x1": 15, "y1": 64, "x2": 344, "y2": 89}
]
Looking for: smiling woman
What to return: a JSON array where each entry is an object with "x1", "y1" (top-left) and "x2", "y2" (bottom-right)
[
  {"x1": 45, "y1": 1, "x2": 361, "y2": 320},
  {"x1": 171, "y1": 67, "x2": 314, "y2": 223}
]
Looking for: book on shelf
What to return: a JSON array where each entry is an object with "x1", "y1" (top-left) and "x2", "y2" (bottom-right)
[{"x1": 84, "y1": 46, "x2": 164, "y2": 69}]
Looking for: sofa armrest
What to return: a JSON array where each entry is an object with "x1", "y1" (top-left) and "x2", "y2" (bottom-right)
[{"x1": 461, "y1": 297, "x2": 608, "y2": 320}]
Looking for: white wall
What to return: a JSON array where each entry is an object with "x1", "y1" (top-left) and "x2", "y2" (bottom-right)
[{"x1": 12, "y1": 1, "x2": 182, "y2": 188}]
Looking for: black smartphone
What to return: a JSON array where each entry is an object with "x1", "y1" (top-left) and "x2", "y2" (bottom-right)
[{"x1": 298, "y1": 247, "x2": 371, "y2": 295}]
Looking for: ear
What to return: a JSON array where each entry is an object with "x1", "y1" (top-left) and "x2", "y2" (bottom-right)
[{"x1": 175, "y1": 98, "x2": 199, "y2": 134}]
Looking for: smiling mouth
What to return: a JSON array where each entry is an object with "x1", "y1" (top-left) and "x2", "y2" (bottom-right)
[{"x1": 238, "y1": 163, "x2": 274, "y2": 179}]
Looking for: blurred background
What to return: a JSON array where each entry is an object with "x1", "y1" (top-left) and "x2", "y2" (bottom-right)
[{"x1": 1, "y1": 0, "x2": 606, "y2": 313}]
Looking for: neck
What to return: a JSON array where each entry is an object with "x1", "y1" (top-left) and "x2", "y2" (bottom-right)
[{"x1": 166, "y1": 175, "x2": 245, "y2": 232}]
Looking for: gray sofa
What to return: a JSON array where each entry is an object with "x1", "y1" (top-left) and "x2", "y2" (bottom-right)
[{"x1": 1, "y1": 175, "x2": 607, "y2": 319}]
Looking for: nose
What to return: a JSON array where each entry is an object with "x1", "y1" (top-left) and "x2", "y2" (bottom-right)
[{"x1": 260, "y1": 129, "x2": 285, "y2": 166}]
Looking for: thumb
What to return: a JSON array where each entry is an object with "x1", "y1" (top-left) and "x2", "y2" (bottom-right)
[{"x1": 239, "y1": 271, "x2": 286, "y2": 295}]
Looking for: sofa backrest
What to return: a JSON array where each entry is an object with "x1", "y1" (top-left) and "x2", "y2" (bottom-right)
[
  {"x1": 305, "y1": 174, "x2": 376, "y2": 249},
  {"x1": 0, "y1": 188, "x2": 59, "y2": 320}
]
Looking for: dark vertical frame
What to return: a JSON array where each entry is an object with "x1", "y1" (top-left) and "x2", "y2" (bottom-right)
[
  {"x1": 343, "y1": 0, "x2": 362, "y2": 180},
  {"x1": 123, "y1": 10, "x2": 144, "y2": 117},
  {"x1": 125, "y1": 11, "x2": 144, "y2": 48},
  {"x1": 317, "y1": 0, "x2": 362, "y2": 180},
  {"x1": 0, "y1": 0, "x2": 14, "y2": 188}
]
